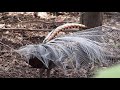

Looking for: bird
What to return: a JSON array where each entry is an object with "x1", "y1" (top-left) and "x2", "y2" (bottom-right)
[
  {"x1": 15, "y1": 23, "x2": 120, "y2": 78},
  {"x1": 15, "y1": 23, "x2": 87, "y2": 78}
]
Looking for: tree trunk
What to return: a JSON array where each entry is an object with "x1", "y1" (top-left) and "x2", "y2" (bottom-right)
[{"x1": 80, "y1": 12, "x2": 103, "y2": 28}]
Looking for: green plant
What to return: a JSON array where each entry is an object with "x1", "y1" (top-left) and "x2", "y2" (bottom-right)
[{"x1": 94, "y1": 64, "x2": 120, "y2": 78}]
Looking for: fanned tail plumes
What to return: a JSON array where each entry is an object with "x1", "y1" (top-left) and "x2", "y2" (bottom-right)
[{"x1": 15, "y1": 24, "x2": 120, "y2": 74}]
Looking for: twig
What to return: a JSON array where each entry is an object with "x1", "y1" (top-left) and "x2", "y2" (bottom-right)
[
  {"x1": 0, "y1": 28, "x2": 85, "y2": 32},
  {"x1": 16, "y1": 20, "x2": 79, "y2": 24},
  {"x1": 104, "y1": 12, "x2": 120, "y2": 16}
]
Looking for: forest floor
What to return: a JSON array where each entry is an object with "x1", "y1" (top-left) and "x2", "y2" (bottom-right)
[{"x1": 0, "y1": 12, "x2": 120, "y2": 78}]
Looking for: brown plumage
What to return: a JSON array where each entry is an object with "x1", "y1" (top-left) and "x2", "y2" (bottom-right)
[{"x1": 43, "y1": 23, "x2": 87, "y2": 43}]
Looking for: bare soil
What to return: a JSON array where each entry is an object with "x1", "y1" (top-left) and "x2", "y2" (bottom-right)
[{"x1": 0, "y1": 12, "x2": 120, "y2": 78}]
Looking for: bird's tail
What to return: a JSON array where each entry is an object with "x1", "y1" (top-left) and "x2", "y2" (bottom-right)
[{"x1": 43, "y1": 23, "x2": 87, "y2": 43}]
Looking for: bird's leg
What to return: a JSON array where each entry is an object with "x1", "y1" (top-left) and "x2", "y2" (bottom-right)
[
  {"x1": 39, "y1": 68, "x2": 45, "y2": 78},
  {"x1": 46, "y1": 69, "x2": 51, "y2": 78}
]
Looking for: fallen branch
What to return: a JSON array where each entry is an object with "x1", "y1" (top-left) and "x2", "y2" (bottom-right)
[
  {"x1": 0, "y1": 28, "x2": 85, "y2": 32},
  {"x1": 104, "y1": 12, "x2": 120, "y2": 16},
  {"x1": 12, "y1": 20, "x2": 79, "y2": 24}
]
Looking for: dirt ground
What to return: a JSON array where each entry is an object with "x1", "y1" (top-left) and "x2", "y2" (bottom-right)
[{"x1": 0, "y1": 12, "x2": 120, "y2": 78}]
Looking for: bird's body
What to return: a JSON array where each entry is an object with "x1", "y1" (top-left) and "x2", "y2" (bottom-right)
[{"x1": 29, "y1": 56, "x2": 56, "y2": 77}]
